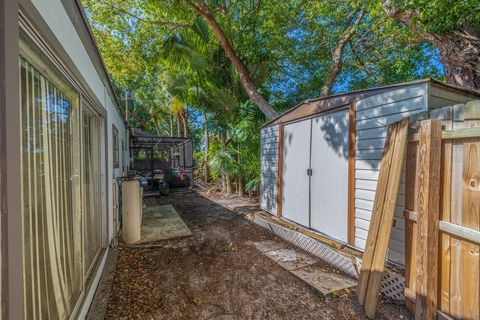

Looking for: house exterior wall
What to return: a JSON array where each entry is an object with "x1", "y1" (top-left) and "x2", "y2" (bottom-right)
[
  {"x1": 0, "y1": 0, "x2": 129, "y2": 318},
  {"x1": 27, "y1": 0, "x2": 129, "y2": 316},
  {"x1": 260, "y1": 125, "x2": 279, "y2": 214},
  {"x1": 1, "y1": 0, "x2": 23, "y2": 317},
  {"x1": 29, "y1": 0, "x2": 128, "y2": 244}
]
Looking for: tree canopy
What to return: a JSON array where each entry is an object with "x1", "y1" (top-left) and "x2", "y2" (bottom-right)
[{"x1": 82, "y1": 0, "x2": 464, "y2": 194}]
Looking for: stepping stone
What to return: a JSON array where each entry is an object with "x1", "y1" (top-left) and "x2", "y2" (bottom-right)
[
  {"x1": 264, "y1": 248, "x2": 318, "y2": 271},
  {"x1": 252, "y1": 240, "x2": 356, "y2": 296},
  {"x1": 291, "y1": 264, "x2": 357, "y2": 296},
  {"x1": 249, "y1": 240, "x2": 286, "y2": 253}
]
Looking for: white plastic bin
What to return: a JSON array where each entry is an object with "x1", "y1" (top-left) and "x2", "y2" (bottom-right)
[{"x1": 122, "y1": 180, "x2": 142, "y2": 243}]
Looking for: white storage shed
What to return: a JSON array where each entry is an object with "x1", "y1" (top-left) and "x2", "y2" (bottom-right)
[{"x1": 260, "y1": 79, "x2": 479, "y2": 266}]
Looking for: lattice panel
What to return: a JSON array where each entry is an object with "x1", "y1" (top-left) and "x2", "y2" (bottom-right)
[
  {"x1": 254, "y1": 215, "x2": 405, "y2": 301},
  {"x1": 355, "y1": 257, "x2": 405, "y2": 301}
]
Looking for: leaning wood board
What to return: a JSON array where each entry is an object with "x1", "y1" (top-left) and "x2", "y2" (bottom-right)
[{"x1": 357, "y1": 118, "x2": 408, "y2": 318}]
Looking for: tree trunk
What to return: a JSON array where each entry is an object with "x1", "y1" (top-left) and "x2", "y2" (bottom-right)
[
  {"x1": 202, "y1": 112, "x2": 209, "y2": 183},
  {"x1": 169, "y1": 114, "x2": 174, "y2": 136},
  {"x1": 382, "y1": 1, "x2": 480, "y2": 89},
  {"x1": 320, "y1": 8, "x2": 365, "y2": 97},
  {"x1": 221, "y1": 176, "x2": 227, "y2": 193},
  {"x1": 176, "y1": 114, "x2": 181, "y2": 137},
  {"x1": 237, "y1": 143, "x2": 244, "y2": 197},
  {"x1": 226, "y1": 175, "x2": 233, "y2": 195},
  {"x1": 220, "y1": 132, "x2": 227, "y2": 193},
  {"x1": 238, "y1": 177, "x2": 244, "y2": 197},
  {"x1": 189, "y1": 2, "x2": 280, "y2": 120},
  {"x1": 124, "y1": 91, "x2": 129, "y2": 122},
  {"x1": 179, "y1": 108, "x2": 189, "y2": 137}
]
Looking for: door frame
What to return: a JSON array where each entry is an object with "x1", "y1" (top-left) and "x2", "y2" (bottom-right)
[{"x1": 80, "y1": 103, "x2": 105, "y2": 281}]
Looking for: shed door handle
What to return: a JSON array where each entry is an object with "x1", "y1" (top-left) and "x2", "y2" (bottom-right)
[{"x1": 307, "y1": 169, "x2": 313, "y2": 176}]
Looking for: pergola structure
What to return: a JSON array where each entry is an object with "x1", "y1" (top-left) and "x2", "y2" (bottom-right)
[{"x1": 130, "y1": 129, "x2": 193, "y2": 187}]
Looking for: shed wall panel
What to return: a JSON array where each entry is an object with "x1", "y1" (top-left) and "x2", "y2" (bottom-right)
[
  {"x1": 354, "y1": 83, "x2": 428, "y2": 266},
  {"x1": 260, "y1": 125, "x2": 279, "y2": 214}
]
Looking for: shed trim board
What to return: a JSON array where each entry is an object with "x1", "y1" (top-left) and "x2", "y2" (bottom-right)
[
  {"x1": 276, "y1": 124, "x2": 284, "y2": 216},
  {"x1": 260, "y1": 80, "x2": 480, "y2": 267},
  {"x1": 348, "y1": 104, "x2": 356, "y2": 244}
]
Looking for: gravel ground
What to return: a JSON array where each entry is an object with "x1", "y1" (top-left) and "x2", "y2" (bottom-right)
[{"x1": 105, "y1": 190, "x2": 412, "y2": 320}]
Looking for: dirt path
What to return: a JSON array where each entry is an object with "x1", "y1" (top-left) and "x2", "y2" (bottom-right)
[{"x1": 105, "y1": 190, "x2": 412, "y2": 319}]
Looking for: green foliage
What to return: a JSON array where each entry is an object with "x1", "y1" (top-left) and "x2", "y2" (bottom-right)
[
  {"x1": 82, "y1": 0, "x2": 448, "y2": 196},
  {"x1": 400, "y1": 0, "x2": 480, "y2": 34}
]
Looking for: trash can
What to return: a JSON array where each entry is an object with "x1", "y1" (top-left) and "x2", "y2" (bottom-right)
[{"x1": 122, "y1": 180, "x2": 142, "y2": 244}]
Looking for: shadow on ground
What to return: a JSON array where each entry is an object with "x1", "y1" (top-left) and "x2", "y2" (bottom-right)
[{"x1": 100, "y1": 189, "x2": 412, "y2": 320}]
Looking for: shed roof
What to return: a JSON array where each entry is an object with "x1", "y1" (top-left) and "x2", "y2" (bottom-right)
[{"x1": 262, "y1": 78, "x2": 480, "y2": 128}]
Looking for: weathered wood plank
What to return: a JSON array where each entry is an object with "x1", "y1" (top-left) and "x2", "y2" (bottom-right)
[
  {"x1": 414, "y1": 120, "x2": 442, "y2": 320},
  {"x1": 449, "y1": 104, "x2": 465, "y2": 318},
  {"x1": 409, "y1": 127, "x2": 480, "y2": 142},
  {"x1": 442, "y1": 126, "x2": 480, "y2": 140},
  {"x1": 438, "y1": 107, "x2": 453, "y2": 317},
  {"x1": 357, "y1": 118, "x2": 408, "y2": 318},
  {"x1": 458, "y1": 101, "x2": 480, "y2": 319},
  {"x1": 439, "y1": 221, "x2": 480, "y2": 245},
  {"x1": 357, "y1": 123, "x2": 398, "y2": 305},
  {"x1": 404, "y1": 137, "x2": 419, "y2": 313}
]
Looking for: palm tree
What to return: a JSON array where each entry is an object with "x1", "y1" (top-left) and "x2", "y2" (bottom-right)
[{"x1": 161, "y1": 17, "x2": 268, "y2": 196}]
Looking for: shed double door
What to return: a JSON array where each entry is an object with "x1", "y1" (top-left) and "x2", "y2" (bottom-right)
[{"x1": 282, "y1": 110, "x2": 349, "y2": 242}]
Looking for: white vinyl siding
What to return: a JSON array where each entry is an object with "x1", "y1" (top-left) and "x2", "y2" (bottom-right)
[
  {"x1": 260, "y1": 125, "x2": 279, "y2": 214},
  {"x1": 354, "y1": 83, "x2": 476, "y2": 266},
  {"x1": 354, "y1": 84, "x2": 427, "y2": 265}
]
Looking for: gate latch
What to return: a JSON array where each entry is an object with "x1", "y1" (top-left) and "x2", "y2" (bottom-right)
[{"x1": 307, "y1": 168, "x2": 313, "y2": 176}]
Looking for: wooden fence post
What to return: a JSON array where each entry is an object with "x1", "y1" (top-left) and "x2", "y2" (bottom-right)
[{"x1": 415, "y1": 119, "x2": 442, "y2": 320}]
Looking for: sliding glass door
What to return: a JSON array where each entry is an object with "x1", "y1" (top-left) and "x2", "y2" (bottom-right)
[
  {"x1": 20, "y1": 41, "x2": 106, "y2": 319},
  {"x1": 20, "y1": 56, "x2": 82, "y2": 319},
  {"x1": 82, "y1": 108, "x2": 102, "y2": 277}
]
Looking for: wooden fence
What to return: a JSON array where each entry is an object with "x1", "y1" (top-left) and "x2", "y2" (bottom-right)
[{"x1": 404, "y1": 101, "x2": 480, "y2": 320}]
